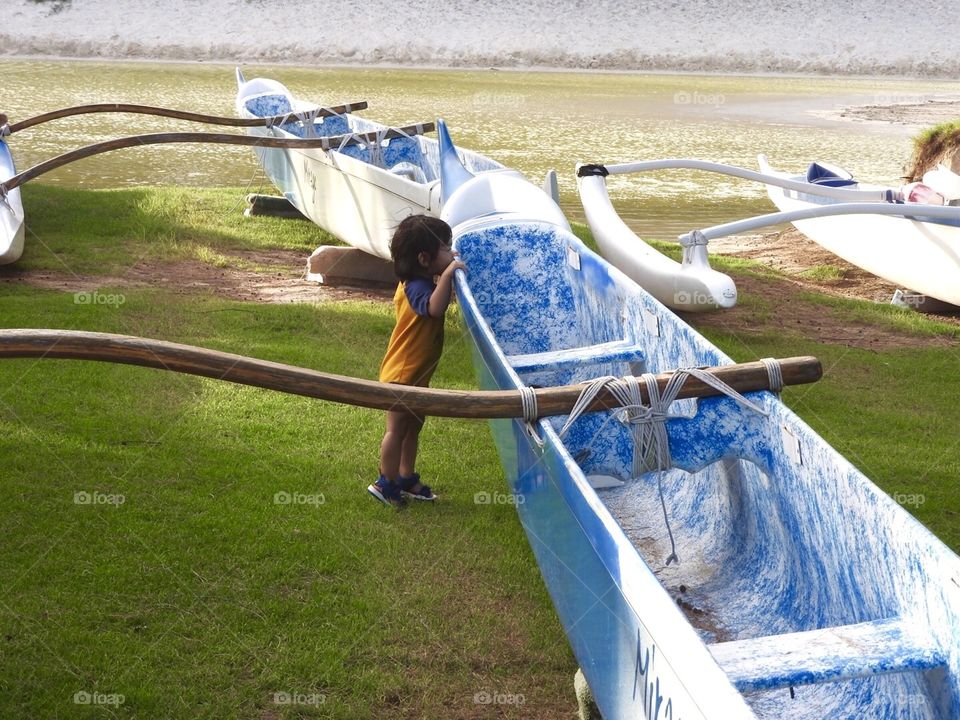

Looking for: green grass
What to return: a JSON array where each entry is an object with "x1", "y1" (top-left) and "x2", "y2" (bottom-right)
[
  {"x1": 4, "y1": 184, "x2": 960, "y2": 718},
  {"x1": 2, "y1": 185, "x2": 575, "y2": 719},
  {"x1": 797, "y1": 264, "x2": 846, "y2": 281},
  {"x1": 18, "y1": 185, "x2": 336, "y2": 275}
]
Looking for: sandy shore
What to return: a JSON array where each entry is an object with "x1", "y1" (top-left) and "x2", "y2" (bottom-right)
[{"x1": 839, "y1": 98, "x2": 960, "y2": 126}]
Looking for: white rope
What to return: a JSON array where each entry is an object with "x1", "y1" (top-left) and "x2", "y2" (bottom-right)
[
  {"x1": 336, "y1": 131, "x2": 356, "y2": 153},
  {"x1": 298, "y1": 108, "x2": 321, "y2": 138},
  {"x1": 0, "y1": 124, "x2": 10, "y2": 138},
  {"x1": 760, "y1": 357, "x2": 783, "y2": 394},
  {"x1": 370, "y1": 128, "x2": 387, "y2": 168},
  {"x1": 557, "y1": 367, "x2": 771, "y2": 566},
  {"x1": 519, "y1": 386, "x2": 538, "y2": 423},
  {"x1": 518, "y1": 385, "x2": 545, "y2": 448}
]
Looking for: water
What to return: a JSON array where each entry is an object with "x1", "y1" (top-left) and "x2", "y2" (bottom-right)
[
  {"x1": 5, "y1": 0, "x2": 958, "y2": 77},
  {"x1": 2, "y1": 59, "x2": 955, "y2": 241}
]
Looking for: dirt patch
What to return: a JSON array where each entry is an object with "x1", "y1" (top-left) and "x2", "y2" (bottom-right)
[
  {"x1": 0, "y1": 248, "x2": 396, "y2": 304},
  {"x1": 839, "y1": 98, "x2": 960, "y2": 126},
  {"x1": 698, "y1": 229, "x2": 960, "y2": 350}
]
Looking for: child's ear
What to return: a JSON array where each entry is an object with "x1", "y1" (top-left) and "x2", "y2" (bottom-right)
[{"x1": 417, "y1": 251, "x2": 431, "y2": 268}]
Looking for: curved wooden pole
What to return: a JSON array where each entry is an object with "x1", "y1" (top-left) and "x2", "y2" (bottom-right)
[
  {"x1": 0, "y1": 329, "x2": 822, "y2": 419},
  {"x1": 0, "y1": 122, "x2": 434, "y2": 194},
  {"x1": 0, "y1": 102, "x2": 368, "y2": 134}
]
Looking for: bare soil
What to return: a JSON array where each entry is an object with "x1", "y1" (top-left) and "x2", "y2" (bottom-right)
[
  {"x1": 839, "y1": 98, "x2": 960, "y2": 126},
  {"x1": 700, "y1": 229, "x2": 960, "y2": 350},
  {"x1": 3, "y1": 235, "x2": 957, "y2": 352},
  {"x1": 0, "y1": 248, "x2": 397, "y2": 304}
]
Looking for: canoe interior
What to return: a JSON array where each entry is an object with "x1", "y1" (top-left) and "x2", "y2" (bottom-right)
[
  {"x1": 240, "y1": 89, "x2": 502, "y2": 185},
  {"x1": 454, "y1": 219, "x2": 960, "y2": 719}
]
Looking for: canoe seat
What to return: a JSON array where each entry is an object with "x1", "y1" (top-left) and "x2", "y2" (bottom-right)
[
  {"x1": 507, "y1": 339, "x2": 646, "y2": 375},
  {"x1": 709, "y1": 617, "x2": 946, "y2": 692}
]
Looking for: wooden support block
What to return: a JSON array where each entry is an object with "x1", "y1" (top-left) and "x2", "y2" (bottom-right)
[{"x1": 306, "y1": 246, "x2": 396, "y2": 286}]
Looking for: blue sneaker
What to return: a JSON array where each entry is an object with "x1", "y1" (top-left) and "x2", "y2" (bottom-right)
[
  {"x1": 399, "y1": 473, "x2": 436, "y2": 501},
  {"x1": 367, "y1": 476, "x2": 405, "y2": 507}
]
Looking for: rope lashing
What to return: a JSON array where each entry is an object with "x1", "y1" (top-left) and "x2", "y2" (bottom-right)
[
  {"x1": 557, "y1": 366, "x2": 771, "y2": 566},
  {"x1": 370, "y1": 128, "x2": 388, "y2": 168},
  {"x1": 519, "y1": 385, "x2": 538, "y2": 423},
  {"x1": 0, "y1": 124, "x2": 10, "y2": 138},
  {"x1": 678, "y1": 230, "x2": 709, "y2": 248},
  {"x1": 760, "y1": 357, "x2": 783, "y2": 394},
  {"x1": 519, "y1": 385, "x2": 545, "y2": 448}
]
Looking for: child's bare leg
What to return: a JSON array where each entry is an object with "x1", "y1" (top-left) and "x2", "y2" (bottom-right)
[
  {"x1": 379, "y1": 410, "x2": 413, "y2": 481},
  {"x1": 398, "y1": 414, "x2": 425, "y2": 480}
]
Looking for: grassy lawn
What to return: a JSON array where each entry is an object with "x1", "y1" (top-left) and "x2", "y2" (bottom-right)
[{"x1": 2, "y1": 185, "x2": 960, "y2": 718}]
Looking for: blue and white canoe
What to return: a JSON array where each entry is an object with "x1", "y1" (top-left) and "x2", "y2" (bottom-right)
[
  {"x1": 0, "y1": 138, "x2": 25, "y2": 265},
  {"x1": 440, "y1": 129, "x2": 960, "y2": 718},
  {"x1": 235, "y1": 70, "x2": 514, "y2": 260}
]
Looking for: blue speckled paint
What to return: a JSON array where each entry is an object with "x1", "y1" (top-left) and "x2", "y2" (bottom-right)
[{"x1": 450, "y1": 178, "x2": 960, "y2": 718}]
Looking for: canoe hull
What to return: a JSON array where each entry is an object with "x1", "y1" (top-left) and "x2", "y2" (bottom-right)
[
  {"x1": 456, "y1": 218, "x2": 754, "y2": 719},
  {"x1": 0, "y1": 139, "x2": 25, "y2": 265},
  {"x1": 449, "y1": 171, "x2": 960, "y2": 717},
  {"x1": 760, "y1": 161, "x2": 960, "y2": 306}
]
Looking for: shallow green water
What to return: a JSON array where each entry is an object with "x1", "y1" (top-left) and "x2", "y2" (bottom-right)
[{"x1": 2, "y1": 59, "x2": 954, "y2": 240}]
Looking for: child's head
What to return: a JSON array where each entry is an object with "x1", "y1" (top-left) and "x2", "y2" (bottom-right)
[{"x1": 390, "y1": 215, "x2": 454, "y2": 280}]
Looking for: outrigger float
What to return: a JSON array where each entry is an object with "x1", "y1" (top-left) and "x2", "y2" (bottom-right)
[{"x1": 577, "y1": 157, "x2": 960, "y2": 310}]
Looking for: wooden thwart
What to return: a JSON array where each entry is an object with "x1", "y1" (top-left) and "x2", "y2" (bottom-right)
[
  {"x1": 0, "y1": 101, "x2": 368, "y2": 134},
  {"x1": 0, "y1": 123, "x2": 435, "y2": 194},
  {"x1": 0, "y1": 329, "x2": 821, "y2": 419}
]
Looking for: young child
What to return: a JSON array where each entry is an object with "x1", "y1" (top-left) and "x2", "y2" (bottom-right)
[{"x1": 368, "y1": 215, "x2": 465, "y2": 507}]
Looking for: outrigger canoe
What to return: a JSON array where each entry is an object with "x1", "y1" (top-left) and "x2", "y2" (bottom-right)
[
  {"x1": 576, "y1": 162, "x2": 737, "y2": 312},
  {"x1": 0, "y1": 137, "x2": 25, "y2": 264},
  {"x1": 759, "y1": 156, "x2": 960, "y2": 306},
  {"x1": 441, "y1": 133, "x2": 960, "y2": 717},
  {"x1": 234, "y1": 70, "x2": 512, "y2": 259}
]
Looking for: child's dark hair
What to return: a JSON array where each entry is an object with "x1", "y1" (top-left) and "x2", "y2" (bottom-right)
[{"x1": 390, "y1": 215, "x2": 452, "y2": 281}]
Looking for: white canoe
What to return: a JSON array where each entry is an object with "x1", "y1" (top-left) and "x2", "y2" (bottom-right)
[
  {"x1": 0, "y1": 138, "x2": 25, "y2": 265},
  {"x1": 576, "y1": 163, "x2": 737, "y2": 312},
  {"x1": 758, "y1": 155, "x2": 960, "y2": 306},
  {"x1": 235, "y1": 70, "x2": 514, "y2": 260}
]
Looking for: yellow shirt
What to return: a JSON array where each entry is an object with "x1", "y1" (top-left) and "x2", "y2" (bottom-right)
[{"x1": 379, "y1": 278, "x2": 445, "y2": 387}]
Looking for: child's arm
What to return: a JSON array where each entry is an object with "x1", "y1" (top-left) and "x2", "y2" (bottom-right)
[{"x1": 427, "y1": 258, "x2": 466, "y2": 318}]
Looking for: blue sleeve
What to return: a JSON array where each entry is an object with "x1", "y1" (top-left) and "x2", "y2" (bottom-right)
[{"x1": 404, "y1": 277, "x2": 435, "y2": 317}]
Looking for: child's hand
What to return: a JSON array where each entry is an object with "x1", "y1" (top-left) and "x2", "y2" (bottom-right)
[{"x1": 445, "y1": 258, "x2": 466, "y2": 275}]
